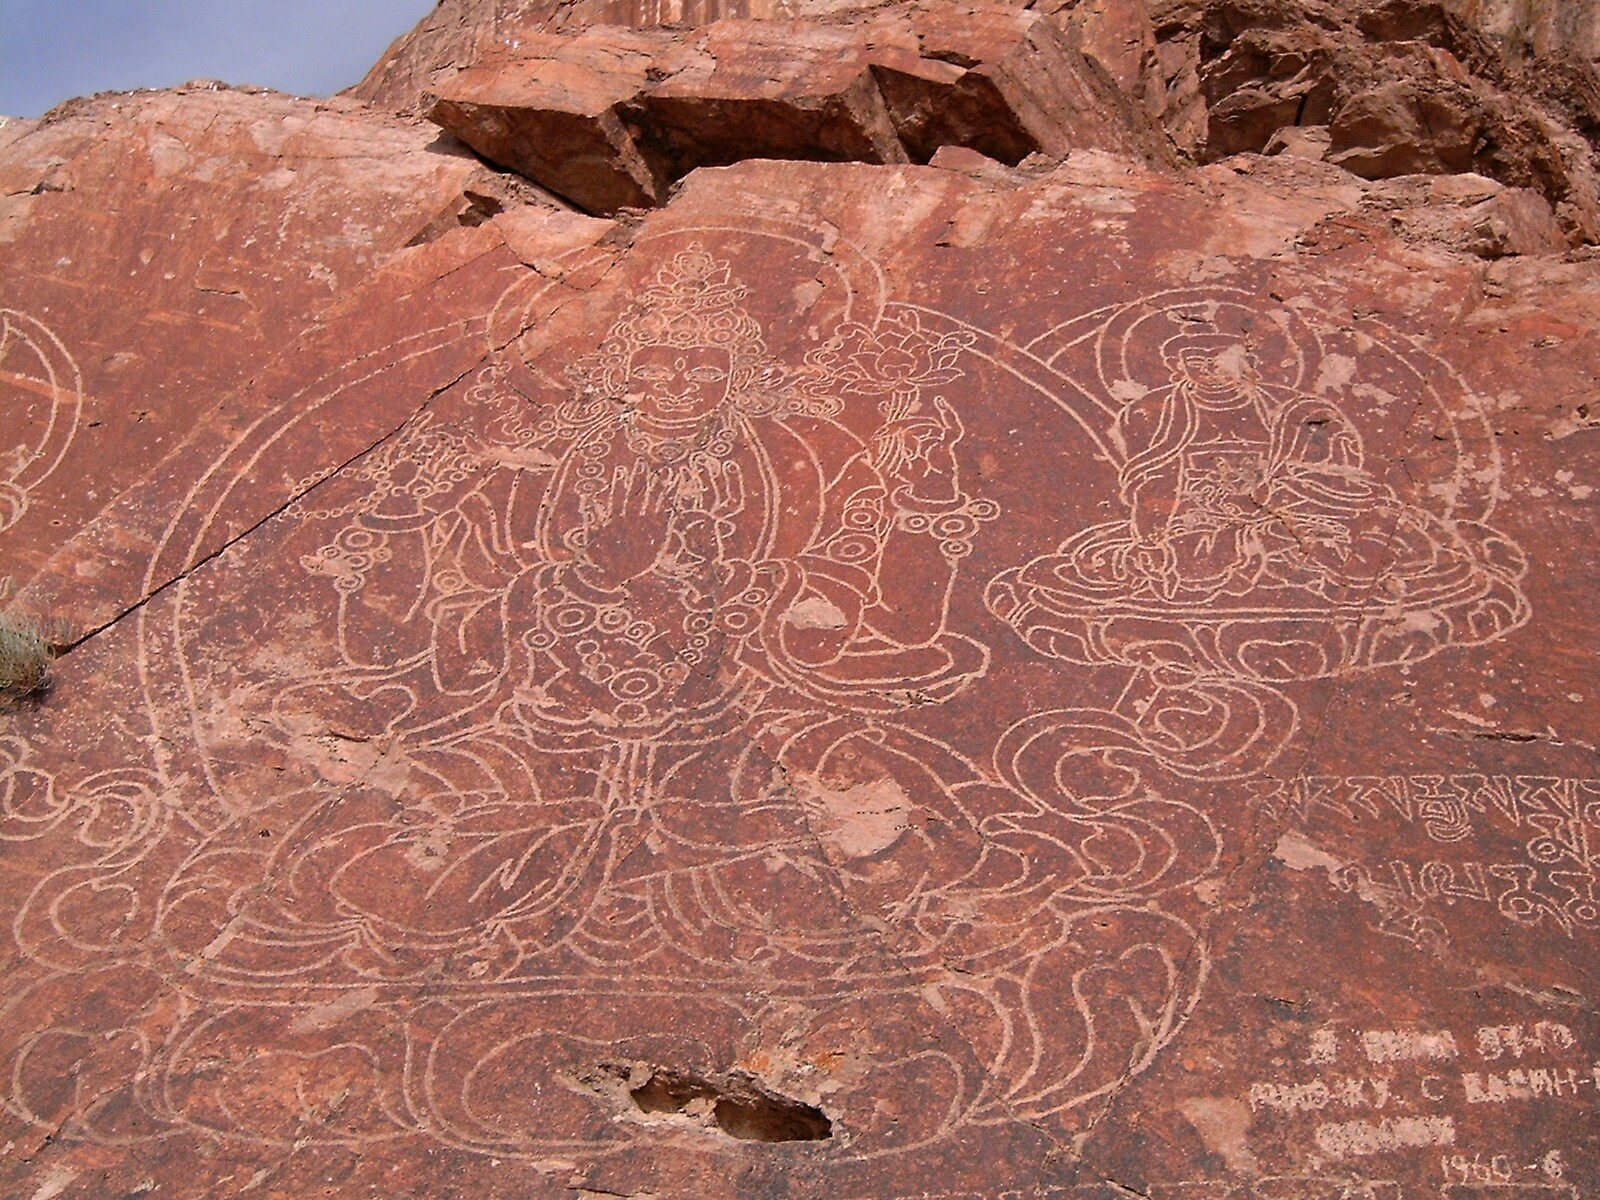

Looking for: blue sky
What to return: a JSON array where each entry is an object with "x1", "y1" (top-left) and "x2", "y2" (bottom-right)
[{"x1": 0, "y1": 0, "x2": 436, "y2": 117}]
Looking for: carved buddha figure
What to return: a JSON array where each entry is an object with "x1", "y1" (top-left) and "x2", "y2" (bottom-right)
[
  {"x1": 244, "y1": 247, "x2": 1000, "y2": 988},
  {"x1": 123, "y1": 269, "x2": 1248, "y2": 1157},
  {"x1": 1114, "y1": 331, "x2": 1384, "y2": 604},
  {"x1": 989, "y1": 313, "x2": 1528, "y2": 686},
  {"x1": 488, "y1": 245, "x2": 992, "y2": 742}
]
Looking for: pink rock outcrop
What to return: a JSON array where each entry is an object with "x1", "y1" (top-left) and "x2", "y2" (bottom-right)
[
  {"x1": 1, "y1": 3, "x2": 1599, "y2": 1198},
  {"x1": 425, "y1": 3, "x2": 1157, "y2": 213}
]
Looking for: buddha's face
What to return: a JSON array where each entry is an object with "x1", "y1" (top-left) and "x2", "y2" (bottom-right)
[
  {"x1": 626, "y1": 344, "x2": 733, "y2": 425},
  {"x1": 1171, "y1": 343, "x2": 1254, "y2": 398}
]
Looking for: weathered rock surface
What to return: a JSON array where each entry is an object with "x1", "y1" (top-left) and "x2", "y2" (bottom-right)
[
  {"x1": 1188, "y1": 0, "x2": 1600, "y2": 241},
  {"x1": 425, "y1": 3, "x2": 1156, "y2": 213},
  {"x1": 0, "y1": 84, "x2": 538, "y2": 605},
  {"x1": 2, "y1": 2, "x2": 1600, "y2": 1199},
  {"x1": 356, "y1": 0, "x2": 1600, "y2": 243}
]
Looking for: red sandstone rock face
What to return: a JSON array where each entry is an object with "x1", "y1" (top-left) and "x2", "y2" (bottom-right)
[
  {"x1": 423, "y1": 3, "x2": 1157, "y2": 214},
  {"x1": 359, "y1": 0, "x2": 1600, "y2": 243},
  {"x1": 0, "y1": 84, "x2": 531, "y2": 608},
  {"x1": 2, "y1": 4, "x2": 1600, "y2": 1199}
]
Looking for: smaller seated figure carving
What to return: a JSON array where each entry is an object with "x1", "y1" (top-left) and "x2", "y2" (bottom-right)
[
  {"x1": 1116, "y1": 333, "x2": 1370, "y2": 604},
  {"x1": 988, "y1": 316, "x2": 1528, "y2": 687}
]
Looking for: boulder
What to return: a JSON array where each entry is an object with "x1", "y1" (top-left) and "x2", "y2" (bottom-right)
[{"x1": 426, "y1": 3, "x2": 1159, "y2": 214}]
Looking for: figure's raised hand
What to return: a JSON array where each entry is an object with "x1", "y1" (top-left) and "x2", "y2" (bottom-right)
[
  {"x1": 875, "y1": 394, "x2": 966, "y2": 503},
  {"x1": 580, "y1": 460, "x2": 680, "y2": 586},
  {"x1": 920, "y1": 396, "x2": 966, "y2": 486},
  {"x1": 696, "y1": 455, "x2": 746, "y2": 518}
]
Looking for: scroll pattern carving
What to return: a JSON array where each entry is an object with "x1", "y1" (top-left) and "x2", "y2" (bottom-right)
[{"x1": 0, "y1": 228, "x2": 1528, "y2": 1168}]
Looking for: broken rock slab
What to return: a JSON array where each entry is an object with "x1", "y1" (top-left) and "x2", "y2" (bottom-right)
[
  {"x1": 426, "y1": 27, "x2": 674, "y2": 211},
  {"x1": 426, "y1": 2, "x2": 1156, "y2": 214},
  {"x1": 1191, "y1": 0, "x2": 1600, "y2": 244}
]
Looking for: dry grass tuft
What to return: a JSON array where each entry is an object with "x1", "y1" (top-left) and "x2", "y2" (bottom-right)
[
  {"x1": 0, "y1": 615, "x2": 54, "y2": 699},
  {"x1": 0, "y1": 578, "x2": 61, "y2": 703}
]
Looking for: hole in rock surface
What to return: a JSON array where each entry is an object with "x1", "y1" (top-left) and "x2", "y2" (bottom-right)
[
  {"x1": 710, "y1": 1093, "x2": 833, "y2": 1142},
  {"x1": 623, "y1": 1066, "x2": 832, "y2": 1142}
]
